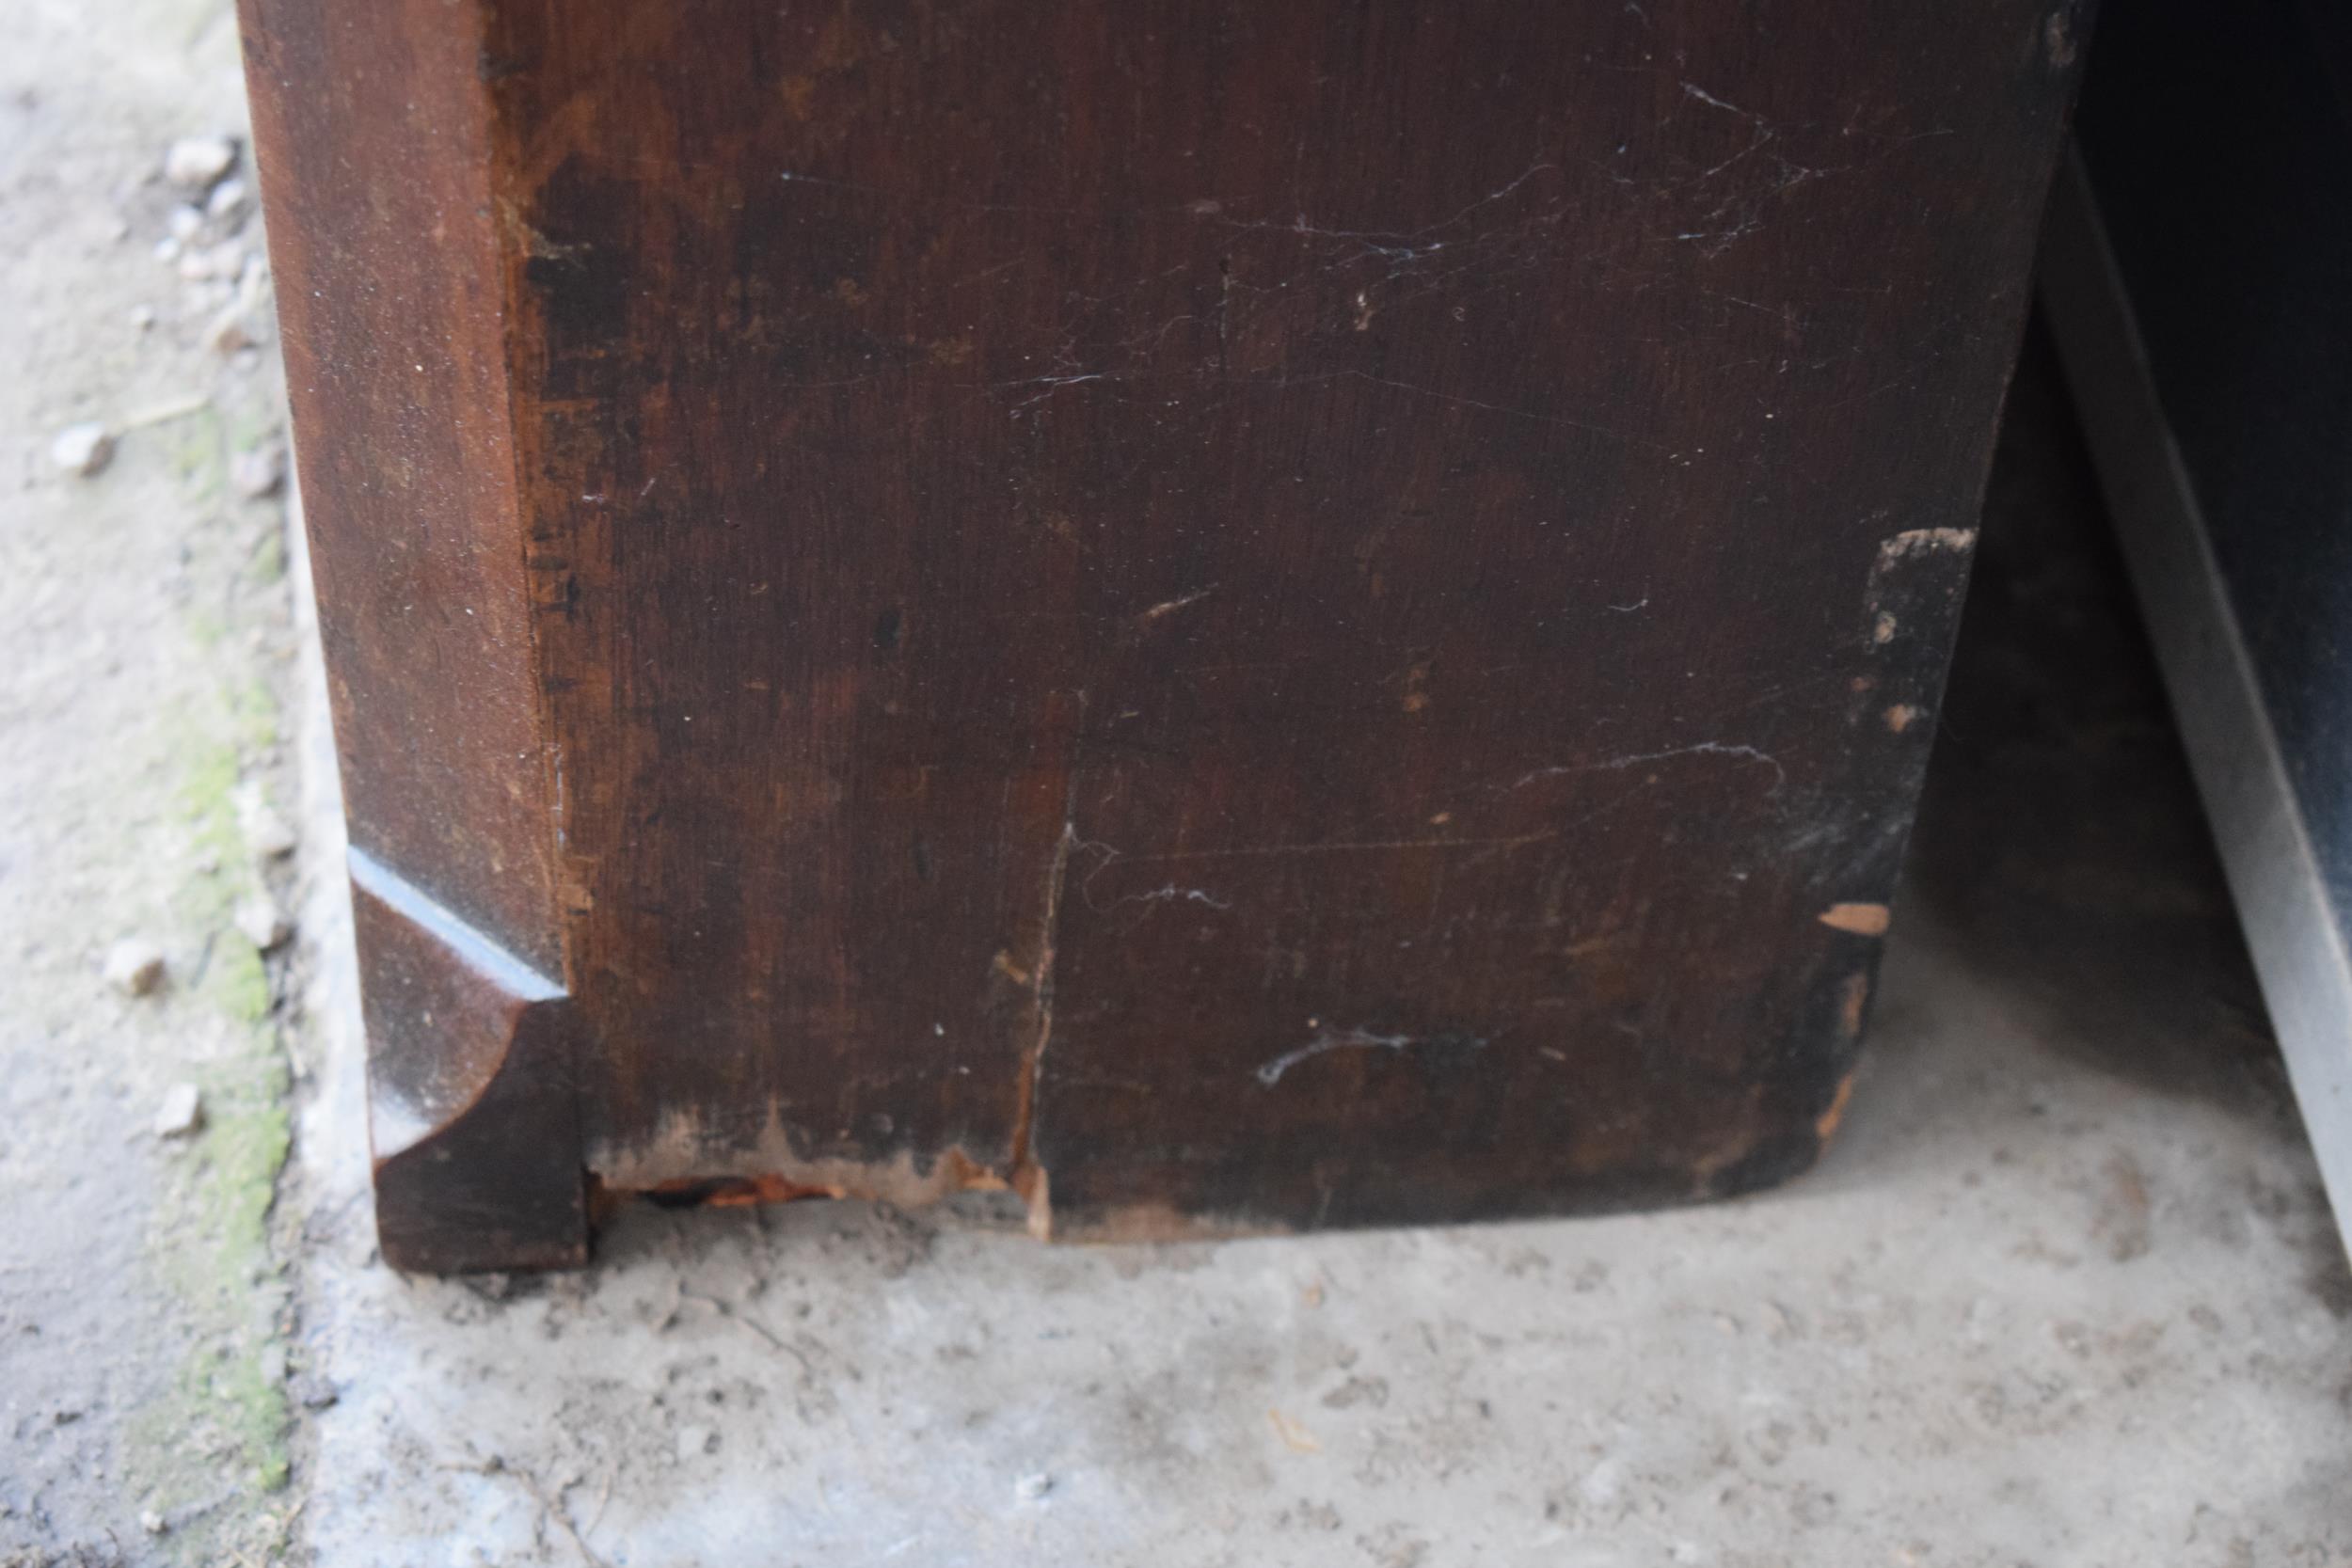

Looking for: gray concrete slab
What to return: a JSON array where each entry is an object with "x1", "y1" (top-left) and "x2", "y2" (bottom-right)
[
  {"x1": 289, "y1": 859, "x2": 2352, "y2": 1565},
  {"x1": 0, "y1": 4, "x2": 302, "y2": 1561}
]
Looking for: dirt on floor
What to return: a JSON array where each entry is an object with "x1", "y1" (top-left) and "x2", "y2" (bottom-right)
[{"x1": 1, "y1": 2, "x2": 302, "y2": 1562}]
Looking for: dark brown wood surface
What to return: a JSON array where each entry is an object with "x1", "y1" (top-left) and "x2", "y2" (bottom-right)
[
  {"x1": 243, "y1": 0, "x2": 2089, "y2": 1267},
  {"x1": 241, "y1": 0, "x2": 584, "y2": 1269}
]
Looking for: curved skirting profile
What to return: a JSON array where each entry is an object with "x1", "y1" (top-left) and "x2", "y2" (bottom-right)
[{"x1": 350, "y1": 850, "x2": 585, "y2": 1274}]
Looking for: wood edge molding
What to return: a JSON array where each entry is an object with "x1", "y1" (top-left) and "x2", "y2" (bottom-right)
[{"x1": 352, "y1": 849, "x2": 586, "y2": 1274}]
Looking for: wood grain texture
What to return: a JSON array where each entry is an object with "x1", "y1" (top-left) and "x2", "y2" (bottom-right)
[
  {"x1": 239, "y1": 0, "x2": 584, "y2": 1267},
  {"x1": 246, "y1": 0, "x2": 2088, "y2": 1265}
]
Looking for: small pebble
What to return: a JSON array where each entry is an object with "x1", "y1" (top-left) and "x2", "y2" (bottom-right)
[
  {"x1": 205, "y1": 308, "x2": 259, "y2": 356},
  {"x1": 234, "y1": 895, "x2": 292, "y2": 951},
  {"x1": 129, "y1": 304, "x2": 156, "y2": 332},
  {"x1": 167, "y1": 204, "x2": 204, "y2": 243},
  {"x1": 179, "y1": 242, "x2": 242, "y2": 282},
  {"x1": 139, "y1": 1510, "x2": 166, "y2": 1536},
  {"x1": 51, "y1": 422, "x2": 114, "y2": 478},
  {"x1": 205, "y1": 178, "x2": 248, "y2": 224},
  {"x1": 243, "y1": 806, "x2": 297, "y2": 857},
  {"x1": 675, "y1": 1425, "x2": 715, "y2": 1463},
  {"x1": 103, "y1": 938, "x2": 167, "y2": 997},
  {"x1": 289, "y1": 1371, "x2": 339, "y2": 1411},
  {"x1": 154, "y1": 1083, "x2": 204, "y2": 1139},
  {"x1": 230, "y1": 443, "x2": 285, "y2": 500},
  {"x1": 163, "y1": 135, "x2": 237, "y2": 190},
  {"x1": 1015, "y1": 1473, "x2": 1054, "y2": 1502}
]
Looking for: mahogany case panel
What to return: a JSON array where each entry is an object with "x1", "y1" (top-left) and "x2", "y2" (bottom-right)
[{"x1": 240, "y1": 0, "x2": 2089, "y2": 1268}]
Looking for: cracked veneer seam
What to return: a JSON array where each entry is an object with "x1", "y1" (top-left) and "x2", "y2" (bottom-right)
[{"x1": 1008, "y1": 697, "x2": 1086, "y2": 1206}]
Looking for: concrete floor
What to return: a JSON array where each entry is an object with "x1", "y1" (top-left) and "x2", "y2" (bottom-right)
[
  {"x1": 1, "y1": 3, "x2": 303, "y2": 1564},
  {"x1": 6, "y1": 3, "x2": 2352, "y2": 1563},
  {"x1": 293, "y1": 877, "x2": 2352, "y2": 1567}
]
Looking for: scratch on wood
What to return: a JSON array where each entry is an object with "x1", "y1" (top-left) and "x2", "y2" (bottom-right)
[
  {"x1": 1125, "y1": 830, "x2": 1555, "y2": 866},
  {"x1": 1109, "y1": 884, "x2": 1233, "y2": 913},
  {"x1": 1681, "y1": 81, "x2": 1759, "y2": 119},
  {"x1": 1508, "y1": 740, "x2": 1785, "y2": 793},
  {"x1": 1877, "y1": 527, "x2": 1978, "y2": 562},
  {"x1": 1256, "y1": 1024, "x2": 1489, "y2": 1086},
  {"x1": 1009, "y1": 721, "x2": 1086, "y2": 1201},
  {"x1": 1135, "y1": 585, "x2": 1218, "y2": 626}
]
